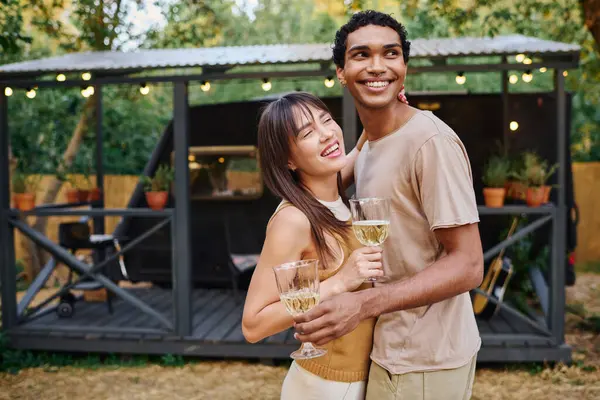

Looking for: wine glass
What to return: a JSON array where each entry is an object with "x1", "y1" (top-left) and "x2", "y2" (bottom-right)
[
  {"x1": 349, "y1": 197, "x2": 391, "y2": 282},
  {"x1": 273, "y1": 259, "x2": 327, "y2": 360}
]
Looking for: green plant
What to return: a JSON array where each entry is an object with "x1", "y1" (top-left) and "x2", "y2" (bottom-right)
[
  {"x1": 511, "y1": 152, "x2": 558, "y2": 187},
  {"x1": 482, "y1": 155, "x2": 511, "y2": 188},
  {"x1": 11, "y1": 171, "x2": 40, "y2": 194},
  {"x1": 141, "y1": 164, "x2": 174, "y2": 192}
]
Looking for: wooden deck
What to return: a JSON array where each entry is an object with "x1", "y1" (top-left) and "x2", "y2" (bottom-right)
[{"x1": 7, "y1": 287, "x2": 571, "y2": 363}]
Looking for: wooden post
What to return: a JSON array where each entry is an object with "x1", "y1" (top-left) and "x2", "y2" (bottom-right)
[
  {"x1": 0, "y1": 87, "x2": 17, "y2": 329},
  {"x1": 172, "y1": 82, "x2": 192, "y2": 336}
]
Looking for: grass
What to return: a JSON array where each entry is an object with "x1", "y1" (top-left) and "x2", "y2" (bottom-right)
[
  {"x1": 0, "y1": 332, "x2": 193, "y2": 374},
  {"x1": 576, "y1": 261, "x2": 600, "y2": 275}
]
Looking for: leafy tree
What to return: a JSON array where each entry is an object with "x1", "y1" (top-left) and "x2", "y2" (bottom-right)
[{"x1": 0, "y1": 0, "x2": 31, "y2": 56}]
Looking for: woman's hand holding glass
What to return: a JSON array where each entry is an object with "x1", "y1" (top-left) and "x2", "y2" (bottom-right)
[{"x1": 335, "y1": 246, "x2": 383, "y2": 292}]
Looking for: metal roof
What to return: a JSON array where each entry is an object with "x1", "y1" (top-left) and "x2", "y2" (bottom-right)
[{"x1": 0, "y1": 34, "x2": 580, "y2": 78}]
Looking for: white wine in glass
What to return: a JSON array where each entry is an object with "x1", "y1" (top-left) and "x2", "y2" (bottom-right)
[
  {"x1": 349, "y1": 197, "x2": 391, "y2": 282},
  {"x1": 273, "y1": 259, "x2": 327, "y2": 360}
]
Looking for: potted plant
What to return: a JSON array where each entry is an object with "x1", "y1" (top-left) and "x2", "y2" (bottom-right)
[
  {"x1": 65, "y1": 174, "x2": 81, "y2": 203},
  {"x1": 482, "y1": 155, "x2": 510, "y2": 207},
  {"x1": 515, "y1": 152, "x2": 558, "y2": 207},
  {"x1": 54, "y1": 166, "x2": 76, "y2": 203},
  {"x1": 526, "y1": 163, "x2": 558, "y2": 207},
  {"x1": 505, "y1": 158, "x2": 527, "y2": 202},
  {"x1": 77, "y1": 164, "x2": 91, "y2": 203},
  {"x1": 80, "y1": 156, "x2": 101, "y2": 202},
  {"x1": 141, "y1": 164, "x2": 174, "y2": 210},
  {"x1": 12, "y1": 171, "x2": 40, "y2": 211}
]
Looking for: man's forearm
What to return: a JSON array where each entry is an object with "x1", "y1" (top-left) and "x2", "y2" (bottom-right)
[{"x1": 359, "y1": 252, "x2": 482, "y2": 319}]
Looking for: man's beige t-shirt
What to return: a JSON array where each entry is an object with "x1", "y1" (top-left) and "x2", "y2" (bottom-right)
[{"x1": 354, "y1": 110, "x2": 481, "y2": 375}]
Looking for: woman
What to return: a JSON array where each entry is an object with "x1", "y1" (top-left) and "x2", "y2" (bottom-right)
[{"x1": 242, "y1": 90, "x2": 406, "y2": 399}]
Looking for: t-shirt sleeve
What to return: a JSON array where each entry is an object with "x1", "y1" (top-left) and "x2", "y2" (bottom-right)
[{"x1": 412, "y1": 133, "x2": 480, "y2": 231}]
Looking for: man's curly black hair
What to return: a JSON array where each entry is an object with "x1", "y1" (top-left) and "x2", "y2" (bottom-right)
[{"x1": 333, "y1": 10, "x2": 411, "y2": 69}]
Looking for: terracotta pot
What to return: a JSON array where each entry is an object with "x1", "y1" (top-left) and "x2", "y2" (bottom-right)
[
  {"x1": 526, "y1": 187, "x2": 546, "y2": 207},
  {"x1": 506, "y1": 180, "x2": 527, "y2": 200},
  {"x1": 78, "y1": 189, "x2": 90, "y2": 203},
  {"x1": 14, "y1": 193, "x2": 36, "y2": 211},
  {"x1": 542, "y1": 185, "x2": 551, "y2": 203},
  {"x1": 88, "y1": 187, "x2": 102, "y2": 202},
  {"x1": 483, "y1": 187, "x2": 506, "y2": 208},
  {"x1": 145, "y1": 191, "x2": 168, "y2": 210},
  {"x1": 66, "y1": 189, "x2": 80, "y2": 203}
]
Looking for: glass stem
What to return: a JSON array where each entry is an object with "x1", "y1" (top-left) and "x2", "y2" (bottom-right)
[{"x1": 302, "y1": 342, "x2": 317, "y2": 352}]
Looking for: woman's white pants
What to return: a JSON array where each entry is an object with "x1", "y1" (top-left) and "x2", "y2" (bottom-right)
[{"x1": 280, "y1": 361, "x2": 366, "y2": 400}]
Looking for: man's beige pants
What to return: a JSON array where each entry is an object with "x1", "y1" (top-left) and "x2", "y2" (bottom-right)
[{"x1": 365, "y1": 355, "x2": 477, "y2": 400}]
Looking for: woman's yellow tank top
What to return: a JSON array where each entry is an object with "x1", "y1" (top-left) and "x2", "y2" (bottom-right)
[{"x1": 269, "y1": 201, "x2": 376, "y2": 382}]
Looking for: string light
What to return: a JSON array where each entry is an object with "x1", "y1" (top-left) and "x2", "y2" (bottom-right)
[
  {"x1": 25, "y1": 88, "x2": 36, "y2": 99},
  {"x1": 56, "y1": 73, "x2": 66, "y2": 82},
  {"x1": 522, "y1": 70, "x2": 533, "y2": 83},
  {"x1": 324, "y1": 76, "x2": 335, "y2": 88},
  {"x1": 510, "y1": 121, "x2": 519, "y2": 131},
  {"x1": 82, "y1": 72, "x2": 92, "y2": 81},
  {"x1": 539, "y1": 67, "x2": 547, "y2": 73},
  {"x1": 261, "y1": 78, "x2": 272, "y2": 92},
  {"x1": 509, "y1": 74, "x2": 519, "y2": 84},
  {"x1": 455, "y1": 72, "x2": 466, "y2": 85},
  {"x1": 563, "y1": 71, "x2": 568, "y2": 77},
  {"x1": 139, "y1": 83, "x2": 150, "y2": 95},
  {"x1": 81, "y1": 86, "x2": 94, "y2": 98},
  {"x1": 523, "y1": 57, "x2": 532, "y2": 65},
  {"x1": 200, "y1": 81, "x2": 211, "y2": 92},
  {"x1": 515, "y1": 54, "x2": 525, "y2": 63},
  {"x1": 4, "y1": 87, "x2": 13, "y2": 97}
]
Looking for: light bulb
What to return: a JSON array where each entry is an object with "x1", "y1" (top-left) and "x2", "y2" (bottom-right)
[
  {"x1": 455, "y1": 72, "x2": 466, "y2": 85},
  {"x1": 510, "y1": 121, "x2": 519, "y2": 131},
  {"x1": 26, "y1": 88, "x2": 36, "y2": 99},
  {"x1": 4, "y1": 87, "x2": 13, "y2": 97},
  {"x1": 515, "y1": 54, "x2": 525, "y2": 63},
  {"x1": 563, "y1": 71, "x2": 568, "y2": 77},
  {"x1": 522, "y1": 71, "x2": 533, "y2": 83},
  {"x1": 56, "y1": 73, "x2": 66, "y2": 82},
  {"x1": 200, "y1": 81, "x2": 211, "y2": 92},
  {"x1": 523, "y1": 58, "x2": 532, "y2": 65},
  {"x1": 539, "y1": 67, "x2": 547, "y2": 73},
  {"x1": 324, "y1": 77, "x2": 335, "y2": 88},
  {"x1": 140, "y1": 83, "x2": 150, "y2": 95},
  {"x1": 261, "y1": 78, "x2": 272, "y2": 92},
  {"x1": 82, "y1": 72, "x2": 92, "y2": 81},
  {"x1": 81, "y1": 86, "x2": 93, "y2": 98},
  {"x1": 509, "y1": 74, "x2": 519, "y2": 84}
]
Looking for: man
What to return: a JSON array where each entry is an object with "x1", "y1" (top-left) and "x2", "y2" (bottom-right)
[{"x1": 293, "y1": 10, "x2": 484, "y2": 399}]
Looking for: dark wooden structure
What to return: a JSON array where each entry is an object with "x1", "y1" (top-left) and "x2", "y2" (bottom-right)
[{"x1": 0, "y1": 35, "x2": 579, "y2": 363}]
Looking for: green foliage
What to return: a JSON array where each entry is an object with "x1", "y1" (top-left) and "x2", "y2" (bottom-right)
[
  {"x1": 512, "y1": 152, "x2": 558, "y2": 187},
  {"x1": 0, "y1": 330, "x2": 193, "y2": 374},
  {"x1": 482, "y1": 155, "x2": 511, "y2": 188},
  {"x1": 141, "y1": 164, "x2": 174, "y2": 192},
  {"x1": 8, "y1": 85, "x2": 171, "y2": 175},
  {"x1": 11, "y1": 170, "x2": 41, "y2": 194},
  {"x1": 160, "y1": 354, "x2": 185, "y2": 367},
  {"x1": 0, "y1": 330, "x2": 198, "y2": 374},
  {"x1": 0, "y1": 0, "x2": 32, "y2": 54},
  {"x1": 497, "y1": 217, "x2": 551, "y2": 311}
]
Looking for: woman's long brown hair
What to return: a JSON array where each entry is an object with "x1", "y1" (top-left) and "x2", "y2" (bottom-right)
[{"x1": 257, "y1": 92, "x2": 350, "y2": 266}]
